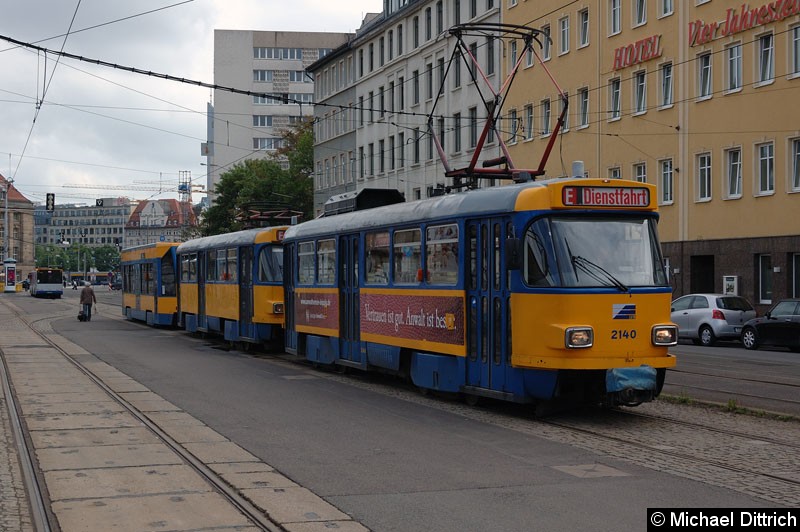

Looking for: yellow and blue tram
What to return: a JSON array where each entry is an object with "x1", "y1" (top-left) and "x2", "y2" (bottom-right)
[
  {"x1": 120, "y1": 242, "x2": 180, "y2": 326},
  {"x1": 282, "y1": 179, "x2": 678, "y2": 407},
  {"x1": 175, "y1": 226, "x2": 286, "y2": 347}
]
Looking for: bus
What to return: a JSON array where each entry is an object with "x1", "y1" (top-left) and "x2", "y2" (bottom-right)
[{"x1": 30, "y1": 268, "x2": 64, "y2": 298}]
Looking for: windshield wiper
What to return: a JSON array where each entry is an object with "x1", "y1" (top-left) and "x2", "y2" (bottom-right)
[{"x1": 571, "y1": 254, "x2": 630, "y2": 293}]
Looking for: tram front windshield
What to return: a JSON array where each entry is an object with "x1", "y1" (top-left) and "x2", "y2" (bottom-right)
[{"x1": 523, "y1": 215, "x2": 667, "y2": 289}]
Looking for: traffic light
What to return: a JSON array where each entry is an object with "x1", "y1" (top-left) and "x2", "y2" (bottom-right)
[{"x1": 46, "y1": 193, "x2": 55, "y2": 212}]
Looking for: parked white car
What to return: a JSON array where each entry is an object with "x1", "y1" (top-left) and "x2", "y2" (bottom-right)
[{"x1": 670, "y1": 293, "x2": 757, "y2": 346}]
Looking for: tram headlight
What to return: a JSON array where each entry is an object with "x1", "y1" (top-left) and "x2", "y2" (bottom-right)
[
  {"x1": 566, "y1": 327, "x2": 593, "y2": 348},
  {"x1": 272, "y1": 302, "x2": 285, "y2": 314},
  {"x1": 652, "y1": 325, "x2": 678, "y2": 346}
]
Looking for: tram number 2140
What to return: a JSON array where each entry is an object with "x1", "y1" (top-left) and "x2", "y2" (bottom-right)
[{"x1": 611, "y1": 329, "x2": 637, "y2": 340}]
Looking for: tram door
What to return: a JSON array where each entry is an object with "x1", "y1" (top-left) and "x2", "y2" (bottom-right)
[
  {"x1": 339, "y1": 235, "x2": 361, "y2": 363},
  {"x1": 239, "y1": 246, "x2": 253, "y2": 338},
  {"x1": 465, "y1": 218, "x2": 510, "y2": 392},
  {"x1": 283, "y1": 242, "x2": 298, "y2": 354},
  {"x1": 197, "y1": 251, "x2": 207, "y2": 330}
]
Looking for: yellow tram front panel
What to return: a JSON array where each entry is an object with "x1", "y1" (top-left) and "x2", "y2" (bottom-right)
[
  {"x1": 510, "y1": 291, "x2": 676, "y2": 370},
  {"x1": 514, "y1": 179, "x2": 658, "y2": 213}
]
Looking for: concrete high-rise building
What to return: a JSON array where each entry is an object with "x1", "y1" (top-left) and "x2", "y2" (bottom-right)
[{"x1": 207, "y1": 30, "x2": 351, "y2": 205}]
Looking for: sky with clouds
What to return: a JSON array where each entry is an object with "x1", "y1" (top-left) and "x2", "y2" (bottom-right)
[{"x1": 0, "y1": 0, "x2": 379, "y2": 207}]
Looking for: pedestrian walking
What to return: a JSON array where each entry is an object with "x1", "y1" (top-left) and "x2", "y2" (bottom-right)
[{"x1": 80, "y1": 282, "x2": 97, "y2": 322}]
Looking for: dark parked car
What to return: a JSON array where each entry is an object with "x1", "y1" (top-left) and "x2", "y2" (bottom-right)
[
  {"x1": 741, "y1": 299, "x2": 800, "y2": 352},
  {"x1": 670, "y1": 293, "x2": 756, "y2": 346},
  {"x1": 111, "y1": 279, "x2": 122, "y2": 290}
]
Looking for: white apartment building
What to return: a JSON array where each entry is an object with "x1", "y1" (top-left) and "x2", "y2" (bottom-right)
[
  {"x1": 309, "y1": 0, "x2": 503, "y2": 215},
  {"x1": 208, "y1": 30, "x2": 351, "y2": 204}
]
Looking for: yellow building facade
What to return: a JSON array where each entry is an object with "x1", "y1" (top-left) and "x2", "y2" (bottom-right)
[{"x1": 503, "y1": 0, "x2": 800, "y2": 309}]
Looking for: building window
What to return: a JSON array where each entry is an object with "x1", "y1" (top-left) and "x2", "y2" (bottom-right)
[
  {"x1": 758, "y1": 142, "x2": 774, "y2": 194},
  {"x1": 508, "y1": 109, "x2": 518, "y2": 144},
  {"x1": 633, "y1": 70, "x2": 646, "y2": 114},
  {"x1": 398, "y1": 25, "x2": 403, "y2": 56},
  {"x1": 559, "y1": 17, "x2": 569, "y2": 55},
  {"x1": 389, "y1": 136, "x2": 395, "y2": 170},
  {"x1": 368, "y1": 143, "x2": 375, "y2": 175},
  {"x1": 609, "y1": 167, "x2": 621, "y2": 179},
  {"x1": 425, "y1": 7, "x2": 432, "y2": 40},
  {"x1": 379, "y1": 139, "x2": 385, "y2": 173},
  {"x1": 660, "y1": 159, "x2": 673, "y2": 204},
  {"x1": 698, "y1": 53, "x2": 712, "y2": 99},
  {"x1": 792, "y1": 138, "x2": 800, "y2": 191},
  {"x1": 579, "y1": 9, "x2": 589, "y2": 47},
  {"x1": 452, "y1": 113, "x2": 462, "y2": 152},
  {"x1": 659, "y1": 62, "x2": 673, "y2": 108},
  {"x1": 469, "y1": 107, "x2": 478, "y2": 147},
  {"x1": 436, "y1": 1, "x2": 443, "y2": 34},
  {"x1": 792, "y1": 26, "x2": 800, "y2": 76},
  {"x1": 525, "y1": 104, "x2": 533, "y2": 139},
  {"x1": 578, "y1": 87, "x2": 589, "y2": 127},
  {"x1": 726, "y1": 43, "x2": 742, "y2": 92},
  {"x1": 725, "y1": 148, "x2": 742, "y2": 198},
  {"x1": 540, "y1": 99, "x2": 551, "y2": 136},
  {"x1": 542, "y1": 25, "x2": 551, "y2": 60},
  {"x1": 413, "y1": 16, "x2": 419, "y2": 48},
  {"x1": 413, "y1": 70, "x2": 420, "y2": 104},
  {"x1": 609, "y1": 78, "x2": 621, "y2": 119},
  {"x1": 369, "y1": 43, "x2": 374, "y2": 71},
  {"x1": 610, "y1": 0, "x2": 621, "y2": 35},
  {"x1": 759, "y1": 254, "x2": 772, "y2": 304},
  {"x1": 413, "y1": 128, "x2": 421, "y2": 164},
  {"x1": 634, "y1": 0, "x2": 646, "y2": 26},
  {"x1": 486, "y1": 37, "x2": 495, "y2": 75},
  {"x1": 697, "y1": 153, "x2": 711, "y2": 201},
  {"x1": 455, "y1": 0, "x2": 461, "y2": 24},
  {"x1": 469, "y1": 42, "x2": 478, "y2": 77},
  {"x1": 758, "y1": 33, "x2": 774, "y2": 84},
  {"x1": 559, "y1": 93, "x2": 569, "y2": 131},
  {"x1": 510, "y1": 40, "x2": 518, "y2": 68},
  {"x1": 438, "y1": 57, "x2": 445, "y2": 95},
  {"x1": 661, "y1": 0, "x2": 673, "y2": 17},
  {"x1": 634, "y1": 163, "x2": 646, "y2": 183},
  {"x1": 793, "y1": 254, "x2": 800, "y2": 297},
  {"x1": 426, "y1": 62, "x2": 433, "y2": 99}
]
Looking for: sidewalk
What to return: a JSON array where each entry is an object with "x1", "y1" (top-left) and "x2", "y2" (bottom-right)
[{"x1": 0, "y1": 295, "x2": 367, "y2": 532}]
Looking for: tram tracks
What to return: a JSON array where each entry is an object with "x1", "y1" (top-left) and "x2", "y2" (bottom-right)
[{"x1": 1, "y1": 302, "x2": 284, "y2": 531}]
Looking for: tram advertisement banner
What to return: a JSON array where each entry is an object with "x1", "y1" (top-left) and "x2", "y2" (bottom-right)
[
  {"x1": 294, "y1": 290, "x2": 339, "y2": 333},
  {"x1": 360, "y1": 292, "x2": 465, "y2": 346}
]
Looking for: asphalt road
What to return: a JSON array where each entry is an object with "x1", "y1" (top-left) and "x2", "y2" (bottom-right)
[{"x1": 2, "y1": 289, "x2": 783, "y2": 531}]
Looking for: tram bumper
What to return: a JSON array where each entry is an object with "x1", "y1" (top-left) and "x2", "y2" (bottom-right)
[{"x1": 605, "y1": 365, "x2": 659, "y2": 406}]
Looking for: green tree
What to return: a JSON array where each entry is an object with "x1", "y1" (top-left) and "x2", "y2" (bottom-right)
[{"x1": 200, "y1": 119, "x2": 314, "y2": 236}]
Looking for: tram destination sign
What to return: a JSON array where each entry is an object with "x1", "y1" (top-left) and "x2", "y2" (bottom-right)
[{"x1": 562, "y1": 186, "x2": 650, "y2": 208}]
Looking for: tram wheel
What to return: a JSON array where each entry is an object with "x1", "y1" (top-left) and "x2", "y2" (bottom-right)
[{"x1": 463, "y1": 394, "x2": 480, "y2": 406}]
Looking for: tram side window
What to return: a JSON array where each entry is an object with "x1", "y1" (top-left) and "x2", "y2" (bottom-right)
[
  {"x1": 143, "y1": 263, "x2": 155, "y2": 295},
  {"x1": 366, "y1": 231, "x2": 390, "y2": 284},
  {"x1": 317, "y1": 239, "x2": 336, "y2": 285},
  {"x1": 426, "y1": 223, "x2": 459, "y2": 285},
  {"x1": 226, "y1": 248, "x2": 238, "y2": 282},
  {"x1": 162, "y1": 254, "x2": 176, "y2": 296},
  {"x1": 393, "y1": 228, "x2": 421, "y2": 284},
  {"x1": 298, "y1": 242, "x2": 315, "y2": 284},
  {"x1": 181, "y1": 253, "x2": 197, "y2": 282},
  {"x1": 523, "y1": 219, "x2": 555, "y2": 287},
  {"x1": 257, "y1": 247, "x2": 284, "y2": 283},
  {"x1": 207, "y1": 250, "x2": 218, "y2": 281}
]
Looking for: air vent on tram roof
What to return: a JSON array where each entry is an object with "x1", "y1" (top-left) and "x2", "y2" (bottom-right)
[{"x1": 323, "y1": 188, "x2": 405, "y2": 216}]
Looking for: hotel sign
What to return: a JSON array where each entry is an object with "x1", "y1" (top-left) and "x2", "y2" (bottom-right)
[
  {"x1": 689, "y1": 1, "x2": 800, "y2": 46},
  {"x1": 613, "y1": 35, "x2": 663, "y2": 70}
]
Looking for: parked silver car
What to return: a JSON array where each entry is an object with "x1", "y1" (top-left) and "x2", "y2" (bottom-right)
[{"x1": 670, "y1": 293, "x2": 756, "y2": 346}]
